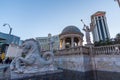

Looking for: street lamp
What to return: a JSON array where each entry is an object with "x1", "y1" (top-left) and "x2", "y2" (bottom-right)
[
  {"x1": 3, "y1": 23, "x2": 12, "y2": 35},
  {"x1": 3, "y1": 23, "x2": 12, "y2": 44},
  {"x1": 115, "y1": 0, "x2": 120, "y2": 8}
]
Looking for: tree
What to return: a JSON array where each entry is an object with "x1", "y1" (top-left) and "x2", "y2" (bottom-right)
[
  {"x1": 94, "y1": 38, "x2": 112, "y2": 46},
  {"x1": 115, "y1": 33, "x2": 120, "y2": 44},
  {"x1": 116, "y1": 33, "x2": 120, "y2": 39},
  {"x1": 105, "y1": 38, "x2": 112, "y2": 45}
]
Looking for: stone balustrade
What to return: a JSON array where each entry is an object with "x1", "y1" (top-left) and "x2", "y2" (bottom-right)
[
  {"x1": 54, "y1": 46, "x2": 90, "y2": 56},
  {"x1": 54, "y1": 44, "x2": 120, "y2": 80},
  {"x1": 42, "y1": 44, "x2": 120, "y2": 56},
  {"x1": 93, "y1": 44, "x2": 120, "y2": 55}
]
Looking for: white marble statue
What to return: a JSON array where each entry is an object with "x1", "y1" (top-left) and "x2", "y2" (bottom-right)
[
  {"x1": 81, "y1": 19, "x2": 96, "y2": 44},
  {"x1": 10, "y1": 39, "x2": 56, "y2": 73}
]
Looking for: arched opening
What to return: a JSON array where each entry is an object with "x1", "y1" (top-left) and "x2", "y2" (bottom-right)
[
  {"x1": 74, "y1": 37, "x2": 79, "y2": 46},
  {"x1": 65, "y1": 38, "x2": 71, "y2": 48}
]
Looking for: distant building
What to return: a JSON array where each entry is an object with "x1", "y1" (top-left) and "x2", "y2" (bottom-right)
[
  {"x1": 36, "y1": 26, "x2": 84, "y2": 51},
  {"x1": 0, "y1": 32, "x2": 20, "y2": 45},
  {"x1": 36, "y1": 34, "x2": 59, "y2": 51},
  {"x1": 0, "y1": 32, "x2": 20, "y2": 53},
  {"x1": 91, "y1": 11, "x2": 110, "y2": 42}
]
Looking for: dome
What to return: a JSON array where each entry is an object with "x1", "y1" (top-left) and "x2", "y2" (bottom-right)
[{"x1": 61, "y1": 25, "x2": 83, "y2": 35}]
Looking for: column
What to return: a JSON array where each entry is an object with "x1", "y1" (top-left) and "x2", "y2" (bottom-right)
[
  {"x1": 78, "y1": 38, "x2": 81, "y2": 46},
  {"x1": 62, "y1": 38, "x2": 65, "y2": 49},
  {"x1": 71, "y1": 37, "x2": 74, "y2": 47},
  {"x1": 60, "y1": 39, "x2": 62, "y2": 49}
]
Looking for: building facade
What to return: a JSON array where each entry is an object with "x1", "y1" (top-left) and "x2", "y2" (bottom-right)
[
  {"x1": 0, "y1": 32, "x2": 20, "y2": 54},
  {"x1": 0, "y1": 32, "x2": 20, "y2": 45},
  {"x1": 36, "y1": 34, "x2": 59, "y2": 51},
  {"x1": 91, "y1": 11, "x2": 110, "y2": 42}
]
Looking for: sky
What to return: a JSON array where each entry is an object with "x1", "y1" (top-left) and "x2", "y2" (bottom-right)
[{"x1": 0, "y1": 0, "x2": 120, "y2": 41}]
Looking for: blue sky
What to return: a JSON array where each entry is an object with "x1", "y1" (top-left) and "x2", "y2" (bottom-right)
[{"x1": 0, "y1": 0, "x2": 120, "y2": 41}]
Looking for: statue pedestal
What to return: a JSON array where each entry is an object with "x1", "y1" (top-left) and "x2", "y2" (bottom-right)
[
  {"x1": 11, "y1": 70, "x2": 63, "y2": 80},
  {"x1": 85, "y1": 43, "x2": 94, "y2": 47}
]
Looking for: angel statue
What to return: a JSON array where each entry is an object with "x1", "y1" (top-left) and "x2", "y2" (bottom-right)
[{"x1": 81, "y1": 19, "x2": 96, "y2": 44}]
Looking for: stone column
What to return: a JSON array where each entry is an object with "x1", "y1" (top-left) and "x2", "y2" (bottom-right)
[
  {"x1": 78, "y1": 38, "x2": 81, "y2": 46},
  {"x1": 71, "y1": 37, "x2": 74, "y2": 47},
  {"x1": 60, "y1": 39, "x2": 62, "y2": 49},
  {"x1": 62, "y1": 38, "x2": 65, "y2": 49}
]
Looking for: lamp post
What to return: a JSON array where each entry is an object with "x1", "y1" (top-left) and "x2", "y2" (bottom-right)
[
  {"x1": 115, "y1": 0, "x2": 120, "y2": 8},
  {"x1": 3, "y1": 23, "x2": 12, "y2": 35},
  {"x1": 3, "y1": 23, "x2": 12, "y2": 44}
]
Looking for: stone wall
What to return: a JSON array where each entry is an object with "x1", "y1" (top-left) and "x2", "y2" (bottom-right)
[
  {"x1": 55, "y1": 54, "x2": 120, "y2": 73},
  {"x1": 54, "y1": 44, "x2": 120, "y2": 73},
  {"x1": 54, "y1": 55, "x2": 92, "y2": 72},
  {"x1": 92, "y1": 55, "x2": 120, "y2": 72},
  {"x1": 83, "y1": 55, "x2": 93, "y2": 71}
]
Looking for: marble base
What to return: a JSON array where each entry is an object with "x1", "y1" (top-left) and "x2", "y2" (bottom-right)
[
  {"x1": 85, "y1": 43, "x2": 94, "y2": 47},
  {"x1": 11, "y1": 70, "x2": 63, "y2": 80}
]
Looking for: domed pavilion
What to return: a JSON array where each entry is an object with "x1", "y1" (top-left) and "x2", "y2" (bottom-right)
[{"x1": 59, "y1": 25, "x2": 84, "y2": 49}]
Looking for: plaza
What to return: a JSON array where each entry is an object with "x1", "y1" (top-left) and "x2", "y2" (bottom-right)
[{"x1": 0, "y1": 0, "x2": 120, "y2": 80}]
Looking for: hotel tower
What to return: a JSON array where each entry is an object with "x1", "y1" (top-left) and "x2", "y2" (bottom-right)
[{"x1": 91, "y1": 11, "x2": 110, "y2": 42}]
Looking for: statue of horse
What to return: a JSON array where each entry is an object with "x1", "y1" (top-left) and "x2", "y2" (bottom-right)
[{"x1": 10, "y1": 39, "x2": 56, "y2": 73}]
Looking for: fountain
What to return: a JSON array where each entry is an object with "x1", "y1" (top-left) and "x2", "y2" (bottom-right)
[{"x1": 0, "y1": 39, "x2": 62, "y2": 80}]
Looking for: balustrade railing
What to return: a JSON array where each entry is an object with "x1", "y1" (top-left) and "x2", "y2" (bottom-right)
[
  {"x1": 54, "y1": 46, "x2": 90, "y2": 56},
  {"x1": 93, "y1": 44, "x2": 120, "y2": 55},
  {"x1": 42, "y1": 44, "x2": 120, "y2": 56}
]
